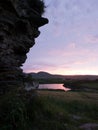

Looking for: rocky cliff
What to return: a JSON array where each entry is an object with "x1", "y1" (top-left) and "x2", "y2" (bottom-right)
[{"x1": 0, "y1": 0, "x2": 48, "y2": 94}]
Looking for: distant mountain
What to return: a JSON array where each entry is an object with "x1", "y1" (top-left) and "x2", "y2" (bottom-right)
[
  {"x1": 30, "y1": 71, "x2": 53, "y2": 79},
  {"x1": 29, "y1": 71, "x2": 98, "y2": 80},
  {"x1": 37, "y1": 71, "x2": 52, "y2": 77}
]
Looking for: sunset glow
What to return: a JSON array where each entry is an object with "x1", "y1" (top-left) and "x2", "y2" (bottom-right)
[{"x1": 23, "y1": 0, "x2": 98, "y2": 75}]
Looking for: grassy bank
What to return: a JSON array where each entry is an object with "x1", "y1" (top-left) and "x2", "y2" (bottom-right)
[
  {"x1": 0, "y1": 88, "x2": 98, "y2": 130},
  {"x1": 63, "y1": 80, "x2": 98, "y2": 92},
  {"x1": 36, "y1": 90, "x2": 98, "y2": 129}
]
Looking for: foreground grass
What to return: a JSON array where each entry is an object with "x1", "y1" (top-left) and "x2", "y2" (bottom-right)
[
  {"x1": 37, "y1": 90, "x2": 98, "y2": 127},
  {"x1": 0, "y1": 89, "x2": 98, "y2": 130}
]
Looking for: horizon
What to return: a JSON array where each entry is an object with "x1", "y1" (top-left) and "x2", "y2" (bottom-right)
[
  {"x1": 22, "y1": 0, "x2": 98, "y2": 75},
  {"x1": 24, "y1": 70, "x2": 98, "y2": 76}
]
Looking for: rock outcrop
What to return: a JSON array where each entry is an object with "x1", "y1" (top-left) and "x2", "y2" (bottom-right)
[{"x1": 0, "y1": 0, "x2": 48, "y2": 94}]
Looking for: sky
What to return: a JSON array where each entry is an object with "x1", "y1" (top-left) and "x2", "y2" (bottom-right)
[{"x1": 22, "y1": 0, "x2": 98, "y2": 75}]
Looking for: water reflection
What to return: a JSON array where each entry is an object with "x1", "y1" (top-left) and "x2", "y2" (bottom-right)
[{"x1": 39, "y1": 84, "x2": 70, "y2": 91}]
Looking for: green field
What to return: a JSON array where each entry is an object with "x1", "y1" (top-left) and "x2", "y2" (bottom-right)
[{"x1": 0, "y1": 81, "x2": 98, "y2": 130}]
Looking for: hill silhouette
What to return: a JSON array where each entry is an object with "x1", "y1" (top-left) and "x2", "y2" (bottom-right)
[{"x1": 30, "y1": 71, "x2": 98, "y2": 80}]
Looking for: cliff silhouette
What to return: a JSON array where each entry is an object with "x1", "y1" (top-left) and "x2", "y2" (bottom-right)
[{"x1": 0, "y1": 0, "x2": 48, "y2": 94}]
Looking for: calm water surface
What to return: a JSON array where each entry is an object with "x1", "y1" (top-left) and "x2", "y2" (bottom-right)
[{"x1": 39, "y1": 84, "x2": 70, "y2": 91}]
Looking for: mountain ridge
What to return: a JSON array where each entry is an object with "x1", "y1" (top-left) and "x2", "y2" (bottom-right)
[{"x1": 29, "y1": 71, "x2": 98, "y2": 80}]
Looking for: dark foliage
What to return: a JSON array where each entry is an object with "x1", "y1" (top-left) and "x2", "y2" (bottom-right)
[{"x1": 28, "y1": 0, "x2": 45, "y2": 15}]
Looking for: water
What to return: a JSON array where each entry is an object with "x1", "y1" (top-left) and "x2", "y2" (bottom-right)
[{"x1": 39, "y1": 84, "x2": 71, "y2": 91}]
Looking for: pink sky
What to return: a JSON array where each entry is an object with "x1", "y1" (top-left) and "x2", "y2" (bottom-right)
[{"x1": 22, "y1": 0, "x2": 98, "y2": 75}]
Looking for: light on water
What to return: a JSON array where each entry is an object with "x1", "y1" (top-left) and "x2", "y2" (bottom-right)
[{"x1": 39, "y1": 84, "x2": 71, "y2": 91}]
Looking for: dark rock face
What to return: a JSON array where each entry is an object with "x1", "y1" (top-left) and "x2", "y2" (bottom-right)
[{"x1": 0, "y1": 0, "x2": 48, "y2": 94}]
